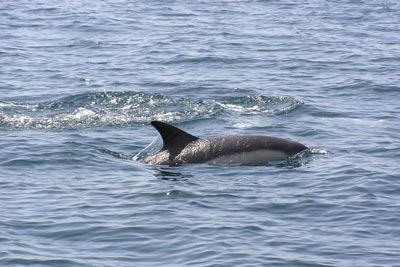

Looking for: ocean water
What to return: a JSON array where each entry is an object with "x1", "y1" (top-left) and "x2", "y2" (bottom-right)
[{"x1": 1, "y1": 0, "x2": 400, "y2": 266}]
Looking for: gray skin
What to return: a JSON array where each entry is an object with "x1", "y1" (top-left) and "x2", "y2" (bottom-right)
[{"x1": 142, "y1": 121, "x2": 308, "y2": 166}]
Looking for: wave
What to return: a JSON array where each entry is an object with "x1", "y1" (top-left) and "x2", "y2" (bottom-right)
[
  {"x1": 0, "y1": 91, "x2": 303, "y2": 129},
  {"x1": 216, "y1": 95, "x2": 302, "y2": 115}
]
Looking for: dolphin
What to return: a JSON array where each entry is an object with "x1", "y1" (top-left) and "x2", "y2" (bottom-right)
[{"x1": 142, "y1": 121, "x2": 308, "y2": 165}]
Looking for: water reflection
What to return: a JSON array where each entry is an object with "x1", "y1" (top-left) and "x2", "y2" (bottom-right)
[{"x1": 154, "y1": 167, "x2": 194, "y2": 181}]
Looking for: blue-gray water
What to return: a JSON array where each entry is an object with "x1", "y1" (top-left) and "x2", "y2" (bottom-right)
[{"x1": 1, "y1": 1, "x2": 400, "y2": 266}]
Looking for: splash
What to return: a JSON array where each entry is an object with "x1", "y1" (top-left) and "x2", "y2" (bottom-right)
[
  {"x1": 216, "y1": 95, "x2": 302, "y2": 115},
  {"x1": 280, "y1": 148, "x2": 330, "y2": 168},
  {"x1": 132, "y1": 135, "x2": 163, "y2": 161},
  {"x1": 0, "y1": 92, "x2": 303, "y2": 129}
]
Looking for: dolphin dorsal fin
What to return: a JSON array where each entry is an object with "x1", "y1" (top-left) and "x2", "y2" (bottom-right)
[{"x1": 151, "y1": 121, "x2": 199, "y2": 153}]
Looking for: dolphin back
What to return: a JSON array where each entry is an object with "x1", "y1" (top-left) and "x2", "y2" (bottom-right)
[{"x1": 144, "y1": 121, "x2": 308, "y2": 165}]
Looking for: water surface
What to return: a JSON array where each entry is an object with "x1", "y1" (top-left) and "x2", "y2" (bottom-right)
[{"x1": 1, "y1": 1, "x2": 400, "y2": 266}]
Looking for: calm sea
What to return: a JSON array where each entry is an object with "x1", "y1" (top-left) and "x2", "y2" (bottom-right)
[{"x1": 1, "y1": 1, "x2": 399, "y2": 266}]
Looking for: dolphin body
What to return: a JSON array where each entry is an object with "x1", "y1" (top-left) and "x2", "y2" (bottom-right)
[{"x1": 142, "y1": 121, "x2": 308, "y2": 165}]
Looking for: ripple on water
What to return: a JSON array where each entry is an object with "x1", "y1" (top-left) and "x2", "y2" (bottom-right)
[{"x1": 0, "y1": 92, "x2": 303, "y2": 129}]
